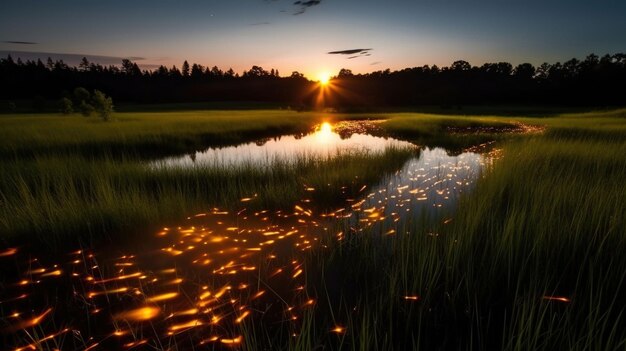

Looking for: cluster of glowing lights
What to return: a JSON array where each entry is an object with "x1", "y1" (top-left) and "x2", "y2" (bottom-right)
[{"x1": 0, "y1": 122, "x2": 520, "y2": 350}]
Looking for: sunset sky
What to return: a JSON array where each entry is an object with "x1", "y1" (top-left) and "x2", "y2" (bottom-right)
[{"x1": 2, "y1": 0, "x2": 625, "y2": 79}]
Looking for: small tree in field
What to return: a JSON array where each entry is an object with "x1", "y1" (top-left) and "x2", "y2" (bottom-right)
[
  {"x1": 73, "y1": 87, "x2": 90, "y2": 105},
  {"x1": 92, "y1": 90, "x2": 114, "y2": 121},
  {"x1": 59, "y1": 97, "x2": 73, "y2": 114},
  {"x1": 79, "y1": 101, "x2": 95, "y2": 116}
]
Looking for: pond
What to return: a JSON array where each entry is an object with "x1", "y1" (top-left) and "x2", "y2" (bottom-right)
[
  {"x1": 150, "y1": 121, "x2": 415, "y2": 169},
  {"x1": 0, "y1": 121, "x2": 498, "y2": 350}
]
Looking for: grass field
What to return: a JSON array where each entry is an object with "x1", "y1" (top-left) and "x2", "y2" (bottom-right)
[
  {"x1": 1, "y1": 108, "x2": 625, "y2": 349},
  {"x1": 298, "y1": 109, "x2": 626, "y2": 350}
]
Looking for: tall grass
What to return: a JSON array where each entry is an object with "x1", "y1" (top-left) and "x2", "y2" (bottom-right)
[
  {"x1": 0, "y1": 147, "x2": 416, "y2": 244},
  {"x1": 0, "y1": 110, "x2": 320, "y2": 158},
  {"x1": 2, "y1": 109, "x2": 626, "y2": 349},
  {"x1": 298, "y1": 122, "x2": 626, "y2": 350}
]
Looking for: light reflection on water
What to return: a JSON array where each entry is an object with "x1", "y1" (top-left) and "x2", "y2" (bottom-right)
[
  {"x1": 151, "y1": 122, "x2": 415, "y2": 168},
  {"x1": 0, "y1": 122, "x2": 498, "y2": 350}
]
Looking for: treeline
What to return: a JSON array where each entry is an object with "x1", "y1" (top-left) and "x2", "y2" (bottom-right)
[{"x1": 1, "y1": 53, "x2": 625, "y2": 108}]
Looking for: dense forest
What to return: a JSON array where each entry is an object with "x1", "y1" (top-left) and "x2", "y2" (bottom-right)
[{"x1": 1, "y1": 53, "x2": 625, "y2": 110}]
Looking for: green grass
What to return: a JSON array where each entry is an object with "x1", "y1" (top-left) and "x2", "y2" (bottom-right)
[
  {"x1": 0, "y1": 148, "x2": 416, "y2": 245},
  {"x1": 0, "y1": 110, "x2": 322, "y2": 157},
  {"x1": 1, "y1": 108, "x2": 626, "y2": 349},
  {"x1": 296, "y1": 110, "x2": 626, "y2": 350}
]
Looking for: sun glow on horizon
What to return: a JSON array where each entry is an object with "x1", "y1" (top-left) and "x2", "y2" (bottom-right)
[{"x1": 317, "y1": 72, "x2": 331, "y2": 85}]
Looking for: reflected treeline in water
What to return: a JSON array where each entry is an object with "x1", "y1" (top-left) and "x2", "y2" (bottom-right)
[
  {"x1": 150, "y1": 121, "x2": 410, "y2": 169},
  {"x1": 0, "y1": 122, "x2": 500, "y2": 350}
]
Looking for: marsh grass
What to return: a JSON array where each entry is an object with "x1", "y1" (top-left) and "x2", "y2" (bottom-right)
[
  {"x1": 2, "y1": 109, "x2": 626, "y2": 349},
  {"x1": 381, "y1": 113, "x2": 532, "y2": 150},
  {"x1": 0, "y1": 147, "x2": 416, "y2": 244},
  {"x1": 295, "y1": 120, "x2": 626, "y2": 350},
  {"x1": 0, "y1": 110, "x2": 319, "y2": 158}
]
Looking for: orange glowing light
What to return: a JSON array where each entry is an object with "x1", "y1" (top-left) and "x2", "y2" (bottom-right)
[
  {"x1": 0, "y1": 247, "x2": 17, "y2": 256},
  {"x1": 147, "y1": 292, "x2": 179, "y2": 302},
  {"x1": 87, "y1": 287, "x2": 129, "y2": 298},
  {"x1": 235, "y1": 310, "x2": 250, "y2": 323},
  {"x1": 542, "y1": 296, "x2": 571, "y2": 303},
  {"x1": 114, "y1": 306, "x2": 161, "y2": 321},
  {"x1": 331, "y1": 326, "x2": 345, "y2": 334},
  {"x1": 10, "y1": 307, "x2": 53, "y2": 331},
  {"x1": 220, "y1": 336, "x2": 242, "y2": 344},
  {"x1": 169, "y1": 308, "x2": 199, "y2": 318},
  {"x1": 92, "y1": 272, "x2": 142, "y2": 284},
  {"x1": 252, "y1": 290, "x2": 266, "y2": 299},
  {"x1": 40, "y1": 269, "x2": 62, "y2": 277},
  {"x1": 123, "y1": 339, "x2": 148, "y2": 348},
  {"x1": 168, "y1": 319, "x2": 202, "y2": 332}
]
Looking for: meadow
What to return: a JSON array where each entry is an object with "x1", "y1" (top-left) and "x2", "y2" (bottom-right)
[{"x1": 0, "y1": 108, "x2": 625, "y2": 350}]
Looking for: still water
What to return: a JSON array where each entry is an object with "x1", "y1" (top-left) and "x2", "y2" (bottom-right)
[
  {"x1": 0, "y1": 121, "x2": 497, "y2": 350},
  {"x1": 151, "y1": 121, "x2": 415, "y2": 169}
]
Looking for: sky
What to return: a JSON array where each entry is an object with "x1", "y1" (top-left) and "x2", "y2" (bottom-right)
[{"x1": 1, "y1": 0, "x2": 625, "y2": 79}]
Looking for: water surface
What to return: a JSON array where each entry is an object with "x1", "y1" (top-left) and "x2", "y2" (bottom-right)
[{"x1": 152, "y1": 121, "x2": 414, "y2": 168}]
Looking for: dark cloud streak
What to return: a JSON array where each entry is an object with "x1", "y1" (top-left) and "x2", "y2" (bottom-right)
[
  {"x1": 293, "y1": 0, "x2": 322, "y2": 15},
  {"x1": 328, "y1": 48, "x2": 373, "y2": 56},
  {"x1": 2, "y1": 41, "x2": 37, "y2": 45}
]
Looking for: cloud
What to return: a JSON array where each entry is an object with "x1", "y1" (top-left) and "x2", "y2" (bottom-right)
[
  {"x1": 370, "y1": 61, "x2": 382, "y2": 65},
  {"x1": 293, "y1": 0, "x2": 322, "y2": 15},
  {"x1": 2, "y1": 41, "x2": 37, "y2": 45},
  {"x1": 328, "y1": 48, "x2": 373, "y2": 57},
  {"x1": 294, "y1": 0, "x2": 321, "y2": 6}
]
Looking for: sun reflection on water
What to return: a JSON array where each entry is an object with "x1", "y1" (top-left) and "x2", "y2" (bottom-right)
[{"x1": 315, "y1": 121, "x2": 334, "y2": 143}]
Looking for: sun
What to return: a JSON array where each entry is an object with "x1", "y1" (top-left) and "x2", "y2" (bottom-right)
[{"x1": 318, "y1": 72, "x2": 331, "y2": 86}]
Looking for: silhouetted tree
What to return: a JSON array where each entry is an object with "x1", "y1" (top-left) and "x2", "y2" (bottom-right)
[
  {"x1": 210, "y1": 66, "x2": 223, "y2": 77},
  {"x1": 191, "y1": 64, "x2": 203, "y2": 78},
  {"x1": 79, "y1": 57, "x2": 90, "y2": 72},
  {"x1": 513, "y1": 63, "x2": 535, "y2": 79},
  {"x1": 451, "y1": 60, "x2": 471, "y2": 71},
  {"x1": 121, "y1": 59, "x2": 141, "y2": 76},
  {"x1": 337, "y1": 68, "x2": 353, "y2": 77},
  {"x1": 182, "y1": 61, "x2": 190, "y2": 77},
  {"x1": 92, "y1": 90, "x2": 114, "y2": 121}
]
